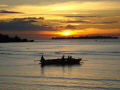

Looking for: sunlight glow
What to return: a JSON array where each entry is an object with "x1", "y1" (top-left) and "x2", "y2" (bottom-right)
[
  {"x1": 72, "y1": 13, "x2": 78, "y2": 14},
  {"x1": 54, "y1": 30, "x2": 82, "y2": 36},
  {"x1": 61, "y1": 30, "x2": 71, "y2": 36},
  {"x1": 54, "y1": 30, "x2": 72, "y2": 36}
]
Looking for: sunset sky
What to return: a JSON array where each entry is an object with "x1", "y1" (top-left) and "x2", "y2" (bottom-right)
[{"x1": 0, "y1": 0, "x2": 120, "y2": 39}]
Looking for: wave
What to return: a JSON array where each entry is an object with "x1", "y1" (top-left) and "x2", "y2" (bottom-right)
[
  {"x1": 54, "y1": 51, "x2": 120, "y2": 56},
  {"x1": 34, "y1": 84, "x2": 120, "y2": 90},
  {"x1": 1, "y1": 49, "x2": 120, "y2": 57},
  {"x1": 1, "y1": 75, "x2": 120, "y2": 82},
  {"x1": 0, "y1": 52, "x2": 13, "y2": 55},
  {"x1": 1, "y1": 75, "x2": 120, "y2": 89}
]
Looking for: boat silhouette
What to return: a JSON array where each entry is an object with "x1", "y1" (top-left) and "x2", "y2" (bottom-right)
[{"x1": 40, "y1": 56, "x2": 82, "y2": 65}]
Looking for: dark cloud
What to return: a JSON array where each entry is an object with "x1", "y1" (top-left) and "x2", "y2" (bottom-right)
[
  {"x1": 65, "y1": 15, "x2": 120, "y2": 19},
  {"x1": 54, "y1": 25, "x2": 76, "y2": 30},
  {"x1": 97, "y1": 21, "x2": 120, "y2": 24},
  {"x1": 54, "y1": 25, "x2": 63, "y2": 30},
  {"x1": 65, "y1": 16, "x2": 105, "y2": 18},
  {"x1": 0, "y1": 10, "x2": 23, "y2": 13},
  {"x1": 13, "y1": 17, "x2": 44, "y2": 21},
  {"x1": 87, "y1": 21, "x2": 120, "y2": 25},
  {"x1": 62, "y1": 20, "x2": 120, "y2": 25},
  {"x1": 0, "y1": 19, "x2": 56, "y2": 31},
  {"x1": 62, "y1": 20, "x2": 92, "y2": 24},
  {"x1": 65, "y1": 25, "x2": 75, "y2": 29}
]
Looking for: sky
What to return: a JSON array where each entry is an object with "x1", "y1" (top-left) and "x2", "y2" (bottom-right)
[{"x1": 0, "y1": 0, "x2": 120, "y2": 39}]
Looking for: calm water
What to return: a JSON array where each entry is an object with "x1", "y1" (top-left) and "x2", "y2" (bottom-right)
[{"x1": 0, "y1": 39, "x2": 120, "y2": 90}]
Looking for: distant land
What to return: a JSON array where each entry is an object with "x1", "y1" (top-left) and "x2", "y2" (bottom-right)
[
  {"x1": 0, "y1": 34, "x2": 34, "y2": 43},
  {"x1": 52, "y1": 36, "x2": 119, "y2": 39}
]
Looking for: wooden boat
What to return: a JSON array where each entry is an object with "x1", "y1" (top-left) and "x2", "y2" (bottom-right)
[{"x1": 39, "y1": 58, "x2": 82, "y2": 64}]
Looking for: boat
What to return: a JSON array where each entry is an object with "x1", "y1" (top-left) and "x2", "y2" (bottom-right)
[{"x1": 39, "y1": 58, "x2": 82, "y2": 65}]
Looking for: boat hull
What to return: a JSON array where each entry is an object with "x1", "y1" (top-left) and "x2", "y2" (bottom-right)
[{"x1": 40, "y1": 58, "x2": 81, "y2": 65}]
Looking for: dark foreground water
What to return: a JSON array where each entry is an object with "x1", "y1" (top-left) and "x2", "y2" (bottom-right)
[{"x1": 0, "y1": 39, "x2": 120, "y2": 90}]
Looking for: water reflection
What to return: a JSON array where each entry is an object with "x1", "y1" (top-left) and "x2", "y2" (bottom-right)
[{"x1": 40, "y1": 63, "x2": 82, "y2": 75}]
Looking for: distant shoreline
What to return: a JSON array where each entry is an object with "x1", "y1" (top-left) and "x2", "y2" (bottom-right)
[
  {"x1": 0, "y1": 34, "x2": 34, "y2": 43},
  {"x1": 52, "y1": 36, "x2": 119, "y2": 39}
]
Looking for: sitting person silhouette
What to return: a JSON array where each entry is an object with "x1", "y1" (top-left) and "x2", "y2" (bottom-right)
[
  {"x1": 62, "y1": 55, "x2": 65, "y2": 62},
  {"x1": 41, "y1": 55, "x2": 45, "y2": 62},
  {"x1": 70, "y1": 56, "x2": 72, "y2": 59}
]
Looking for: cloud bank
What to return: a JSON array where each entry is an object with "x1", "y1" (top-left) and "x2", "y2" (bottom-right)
[
  {"x1": 0, "y1": 18, "x2": 55, "y2": 31},
  {"x1": 0, "y1": 0, "x2": 120, "y2": 39},
  {"x1": 0, "y1": 10, "x2": 23, "y2": 13}
]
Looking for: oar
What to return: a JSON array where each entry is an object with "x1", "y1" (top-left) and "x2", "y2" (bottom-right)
[
  {"x1": 81, "y1": 60, "x2": 88, "y2": 61},
  {"x1": 34, "y1": 60, "x2": 40, "y2": 62}
]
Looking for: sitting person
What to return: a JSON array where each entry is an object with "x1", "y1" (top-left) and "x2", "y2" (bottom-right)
[
  {"x1": 41, "y1": 55, "x2": 45, "y2": 62},
  {"x1": 70, "y1": 56, "x2": 72, "y2": 59},
  {"x1": 62, "y1": 55, "x2": 65, "y2": 62}
]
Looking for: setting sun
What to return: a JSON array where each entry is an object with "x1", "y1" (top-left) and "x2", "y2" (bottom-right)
[
  {"x1": 54, "y1": 30, "x2": 83, "y2": 36},
  {"x1": 55, "y1": 30, "x2": 73, "y2": 36},
  {"x1": 61, "y1": 30, "x2": 71, "y2": 36}
]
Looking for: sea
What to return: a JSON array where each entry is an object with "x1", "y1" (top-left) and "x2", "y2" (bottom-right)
[{"x1": 0, "y1": 39, "x2": 120, "y2": 90}]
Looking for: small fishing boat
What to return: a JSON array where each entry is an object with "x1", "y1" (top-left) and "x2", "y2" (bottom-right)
[{"x1": 39, "y1": 58, "x2": 82, "y2": 64}]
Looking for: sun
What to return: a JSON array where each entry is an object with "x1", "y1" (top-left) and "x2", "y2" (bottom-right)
[
  {"x1": 61, "y1": 30, "x2": 71, "y2": 36},
  {"x1": 54, "y1": 30, "x2": 79, "y2": 36},
  {"x1": 58, "y1": 30, "x2": 72, "y2": 36}
]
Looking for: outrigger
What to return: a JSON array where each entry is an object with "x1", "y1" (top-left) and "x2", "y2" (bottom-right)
[{"x1": 39, "y1": 55, "x2": 82, "y2": 65}]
